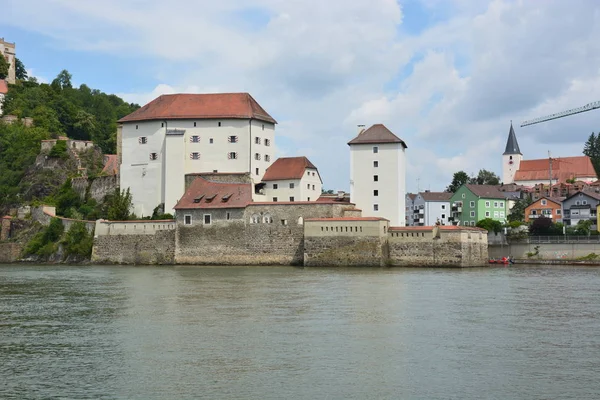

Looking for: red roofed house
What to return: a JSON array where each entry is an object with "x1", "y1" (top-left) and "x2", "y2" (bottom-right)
[
  {"x1": 502, "y1": 123, "x2": 597, "y2": 186},
  {"x1": 174, "y1": 176, "x2": 253, "y2": 226},
  {"x1": 261, "y1": 156, "x2": 322, "y2": 202},
  {"x1": 117, "y1": 93, "x2": 277, "y2": 217}
]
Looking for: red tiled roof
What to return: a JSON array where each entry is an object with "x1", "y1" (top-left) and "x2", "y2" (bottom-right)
[
  {"x1": 465, "y1": 184, "x2": 507, "y2": 199},
  {"x1": 0, "y1": 80, "x2": 8, "y2": 94},
  {"x1": 102, "y1": 155, "x2": 119, "y2": 176},
  {"x1": 515, "y1": 156, "x2": 596, "y2": 183},
  {"x1": 305, "y1": 217, "x2": 388, "y2": 222},
  {"x1": 174, "y1": 177, "x2": 253, "y2": 209},
  {"x1": 118, "y1": 93, "x2": 276, "y2": 124},
  {"x1": 347, "y1": 124, "x2": 407, "y2": 147},
  {"x1": 262, "y1": 156, "x2": 320, "y2": 182}
]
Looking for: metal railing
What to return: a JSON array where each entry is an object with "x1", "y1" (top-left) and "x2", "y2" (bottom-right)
[{"x1": 513, "y1": 235, "x2": 600, "y2": 244}]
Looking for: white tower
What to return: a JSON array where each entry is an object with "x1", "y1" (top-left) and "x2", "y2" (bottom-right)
[
  {"x1": 502, "y1": 122, "x2": 523, "y2": 184},
  {"x1": 348, "y1": 124, "x2": 407, "y2": 226}
]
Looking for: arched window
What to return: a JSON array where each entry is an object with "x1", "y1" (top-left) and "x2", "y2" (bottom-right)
[
  {"x1": 297, "y1": 216, "x2": 303, "y2": 225},
  {"x1": 251, "y1": 214, "x2": 260, "y2": 224},
  {"x1": 263, "y1": 213, "x2": 273, "y2": 224}
]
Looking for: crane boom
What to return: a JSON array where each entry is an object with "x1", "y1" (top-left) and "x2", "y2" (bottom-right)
[{"x1": 521, "y1": 100, "x2": 600, "y2": 127}]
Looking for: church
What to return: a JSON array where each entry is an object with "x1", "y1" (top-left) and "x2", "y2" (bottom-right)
[{"x1": 502, "y1": 123, "x2": 597, "y2": 186}]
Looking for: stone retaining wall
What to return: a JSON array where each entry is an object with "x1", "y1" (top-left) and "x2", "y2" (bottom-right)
[
  {"x1": 0, "y1": 243, "x2": 21, "y2": 263},
  {"x1": 92, "y1": 230, "x2": 176, "y2": 264}
]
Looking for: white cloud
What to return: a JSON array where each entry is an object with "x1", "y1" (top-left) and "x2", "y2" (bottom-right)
[{"x1": 6, "y1": 0, "x2": 600, "y2": 194}]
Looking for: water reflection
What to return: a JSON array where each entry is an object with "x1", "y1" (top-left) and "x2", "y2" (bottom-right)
[{"x1": 1, "y1": 264, "x2": 599, "y2": 399}]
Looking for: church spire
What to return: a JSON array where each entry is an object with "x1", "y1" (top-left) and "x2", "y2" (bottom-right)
[{"x1": 503, "y1": 121, "x2": 522, "y2": 155}]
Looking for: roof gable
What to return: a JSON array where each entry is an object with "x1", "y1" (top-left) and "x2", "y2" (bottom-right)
[
  {"x1": 118, "y1": 93, "x2": 276, "y2": 124},
  {"x1": 515, "y1": 156, "x2": 596, "y2": 183},
  {"x1": 174, "y1": 177, "x2": 253, "y2": 209},
  {"x1": 563, "y1": 190, "x2": 600, "y2": 203},
  {"x1": 420, "y1": 191, "x2": 452, "y2": 202},
  {"x1": 464, "y1": 184, "x2": 507, "y2": 199},
  {"x1": 262, "y1": 156, "x2": 320, "y2": 182},
  {"x1": 347, "y1": 124, "x2": 407, "y2": 147}
]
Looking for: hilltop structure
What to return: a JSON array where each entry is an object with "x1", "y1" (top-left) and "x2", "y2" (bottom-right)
[
  {"x1": 348, "y1": 124, "x2": 407, "y2": 226},
  {"x1": 118, "y1": 93, "x2": 277, "y2": 216},
  {"x1": 0, "y1": 38, "x2": 16, "y2": 84},
  {"x1": 502, "y1": 123, "x2": 596, "y2": 186}
]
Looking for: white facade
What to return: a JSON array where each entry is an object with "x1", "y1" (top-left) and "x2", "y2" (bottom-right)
[
  {"x1": 502, "y1": 153, "x2": 523, "y2": 184},
  {"x1": 409, "y1": 194, "x2": 451, "y2": 226},
  {"x1": 262, "y1": 168, "x2": 322, "y2": 202},
  {"x1": 0, "y1": 38, "x2": 16, "y2": 84},
  {"x1": 120, "y1": 118, "x2": 275, "y2": 216},
  {"x1": 350, "y1": 142, "x2": 406, "y2": 226}
]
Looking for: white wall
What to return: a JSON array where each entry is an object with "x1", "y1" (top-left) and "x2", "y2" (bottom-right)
[
  {"x1": 502, "y1": 153, "x2": 522, "y2": 184},
  {"x1": 262, "y1": 168, "x2": 322, "y2": 202},
  {"x1": 120, "y1": 118, "x2": 276, "y2": 216},
  {"x1": 350, "y1": 142, "x2": 405, "y2": 226}
]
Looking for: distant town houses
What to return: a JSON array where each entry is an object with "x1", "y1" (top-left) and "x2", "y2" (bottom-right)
[{"x1": 405, "y1": 191, "x2": 452, "y2": 226}]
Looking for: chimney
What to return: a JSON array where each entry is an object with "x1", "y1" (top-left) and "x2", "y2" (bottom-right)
[{"x1": 357, "y1": 124, "x2": 365, "y2": 135}]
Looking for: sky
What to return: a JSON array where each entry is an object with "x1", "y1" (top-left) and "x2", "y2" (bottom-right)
[{"x1": 4, "y1": 0, "x2": 600, "y2": 193}]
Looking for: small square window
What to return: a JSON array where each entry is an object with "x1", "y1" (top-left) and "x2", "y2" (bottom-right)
[
  {"x1": 307, "y1": 184, "x2": 310, "y2": 189},
  {"x1": 289, "y1": 183, "x2": 295, "y2": 189},
  {"x1": 190, "y1": 152, "x2": 200, "y2": 160},
  {"x1": 557, "y1": 209, "x2": 562, "y2": 215},
  {"x1": 470, "y1": 201, "x2": 475, "y2": 207},
  {"x1": 374, "y1": 204, "x2": 379, "y2": 211},
  {"x1": 500, "y1": 212, "x2": 505, "y2": 218},
  {"x1": 204, "y1": 214, "x2": 211, "y2": 225},
  {"x1": 273, "y1": 197, "x2": 278, "y2": 202},
  {"x1": 209, "y1": 138, "x2": 214, "y2": 144},
  {"x1": 273, "y1": 184, "x2": 278, "y2": 189},
  {"x1": 255, "y1": 137, "x2": 261, "y2": 144},
  {"x1": 190, "y1": 135, "x2": 200, "y2": 143},
  {"x1": 494, "y1": 211, "x2": 499, "y2": 218},
  {"x1": 374, "y1": 175, "x2": 379, "y2": 182},
  {"x1": 470, "y1": 211, "x2": 475, "y2": 217},
  {"x1": 264, "y1": 138, "x2": 271, "y2": 146},
  {"x1": 499, "y1": 202, "x2": 505, "y2": 208},
  {"x1": 218, "y1": 122, "x2": 221, "y2": 127},
  {"x1": 184, "y1": 215, "x2": 192, "y2": 225},
  {"x1": 149, "y1": 152, "x2": 158, "y2": 160},
  {"x1": 462, "y1": 193, "x2": 466, "y2": 198},
  {"x1": 255, "y1": 168, "x2": 259, "y2": 175},
  {"x1": 485, "y1": 211, "x2": 490, "y2": 217},
  {"x1": 228, "y1": 135, "x2": 237, "y2": 143},
  {"x1": 441, "y1": 204, "x2": 446, "y2": 210},
  {"x1": 255, "y1": 153, "x2": 261, "y2": 160},
  {"x1": 289, "y1": 196, "x2": 295, "y2": 202},
  {"x1": 265, "y1": 154, "x2": 270, "y2": 162},
  {"x1": 374, "y1": 190, "x2": 379, "y2": 196},
  {"x1": 485, "y1": 201, "x2": 490, "y2": 207},
  {"x1": 194, "y1": 122, "x2": 197, "y2": 127},
  {"x1": 138, "y1": 136, "x2": 148, "y2": 144},
  {"x1": 541, "y1": 200, "x2": 547, "y2": 206},
  {"x1": 494, "y1": 201, "x2": 498, "y2": 208},
  {"x1": 373, "y1": 146, "x2": 378, "y2": 153},
  {"x1": 373, "y1": 161, "x2": 378, "y2": 168},
  {"x1": 226, "y1": 212, "x2": 231, "y2": 220},
  {"x1": 228, "y1": 152, "x2": 238, "y2": 159},
  {"x1": 441, "y1": 214, "x2": 446, "y2": 219}
]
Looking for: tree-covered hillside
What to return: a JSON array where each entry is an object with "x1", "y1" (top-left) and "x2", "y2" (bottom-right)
[
  {"x1": 0, "y1": 67, "x2": 139, "y2": 210},
  {"x1": 3, "y1": 69, "x2": 139, "y2": 154}
]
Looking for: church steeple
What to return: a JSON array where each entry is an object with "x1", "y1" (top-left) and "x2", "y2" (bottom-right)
[{"x1": 503, "y1": 122, "x2": 522, "y2": 155}]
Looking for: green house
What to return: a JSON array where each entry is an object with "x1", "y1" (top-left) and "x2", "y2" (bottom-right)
[{"x1": 449, "y1": 184, "x2": 509, "y2": 226}]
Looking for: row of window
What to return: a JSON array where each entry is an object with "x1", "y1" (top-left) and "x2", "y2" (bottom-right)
[
  {"x1": 271, "y1": 197, "x2": 307, "y2": 202},
  {"x1": 321, "y1": 226, "x2": 364, "y2": 233},
  {"x1": 271, "y1": 183, "x2": 316, "y2": 190},
  {"x1": 483, "y1": 211, "x2": 506, "y2": 218},
  {"x1": 137, "y1": 122, "x2": 269, "y2": 130},
  {"x1": 138, "y1": 136, "x2": 271, "y2": 146},
  {"x1": 306, "y1": 171, "x2": 317, "y2": 177},
  {"x1": 484, "y1": 201, "x2": 505, "y2": 208},
  {"x1": 148, "y1": 152, "x2": 271, "y2": 161},
  {"x1": 255, "y1": 137, "x2": 271, "y2": 146}
]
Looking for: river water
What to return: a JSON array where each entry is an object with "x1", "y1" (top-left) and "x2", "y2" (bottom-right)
[{"x1": 1, "y1": 264, "x2": 599, "y2": 399}]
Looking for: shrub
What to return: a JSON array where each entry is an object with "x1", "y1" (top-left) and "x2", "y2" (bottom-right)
[
  {"x1": 63, "y1": 222, "x2": 93, "y2": 258},
  {"x1": 577, "y1": 253, "x2": 599, "y2": 261},
  {"x1": 476, "y1": 218, "x2": 502, "y2": 234},
  {"x1": 48, "y1": 140, "x2": 68, "y2": 159}
]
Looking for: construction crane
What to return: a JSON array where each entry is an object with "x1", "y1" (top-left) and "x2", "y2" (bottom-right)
[{"x1": 521, "y1": 100, "x2": 600, "y2": 127}]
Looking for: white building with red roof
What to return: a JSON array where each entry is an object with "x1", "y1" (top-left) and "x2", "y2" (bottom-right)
[
  {"x1": 502, "y1": 123, "x2": 597, "y2": 186},
  {"x1": 348, "y1": 124, "x2": 407, "y2": 226},
  {"x1": 260, "y1": 156, "x2": 322, "y2": 202},
  {"x1": 118, "y1": 92, "x2": 277, "y2": 216}
]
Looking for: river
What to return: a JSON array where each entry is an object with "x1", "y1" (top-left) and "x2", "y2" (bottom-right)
[{"x1": 1, "y1": 264, "x2": 599, "y2": 399}]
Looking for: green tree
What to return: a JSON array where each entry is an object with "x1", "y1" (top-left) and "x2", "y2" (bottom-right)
[
  {"x1": 476, "y1": 218, "x2": 502, "y2": 233},
  {"x1": 104, "y1": 188, "x2": 133, "y2": 220},
  {"x1": 0, "y1": 55, "x2": 8, "y2": 80},
  {"x1": 51, "y1": 69, "x2": 73, "y2": 90},
  {"x1": 446, "y1": 171, "x2": 470, "y2": 193},
  {"x1": 507, "y1": 195, "x2": 532, "y2": 222},
  {"x1": 15, "y1": 58, "x2": 28, "y2": 81},
  {"x1": 583, "y1": 132, "x2": 600, "y2": 179},
  {"x1": 63, "y1": 222, "x2": 93, "y2": 258},
  {"x1": 473, "y1": 169, "x2": 500, "y2": 185}
]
